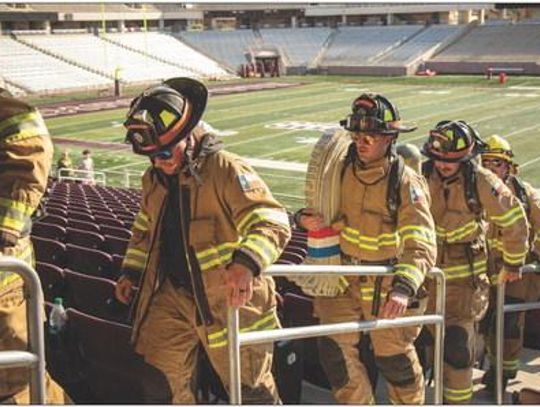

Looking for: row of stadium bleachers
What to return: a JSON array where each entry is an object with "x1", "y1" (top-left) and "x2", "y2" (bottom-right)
[
  {"x1": 19, "y1": 34, "x2": 197, "y2": 83},
  {"x1": 374, "y1": 24, "x2": 463, "y2": 66},
  {"x1": 105, "y1": 32, "x2": 234, "y2": 79},
  {"x1": 320, "y1": 25, "x2": 423, "y2": 67},
  {"x1": 432, "y1": 23, "x2": 540, "y2": 62},
  {"x1": 179, "y1": 29, "x2": 260, "y2": 70},
  {"x1": 259, "y1": 27, "x2": 332, "y2": 67},
  {"x1": 0, "y1": 37, "x2": 111, "y2": 92}
]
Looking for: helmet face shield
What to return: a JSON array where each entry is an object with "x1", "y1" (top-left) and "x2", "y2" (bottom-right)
[
  {"x1": 422, "y1": 120, "x2": 483, "y2": 163},
  {"x1": 340, "y1": 93, "x2": 416, "y2": 135},
  {"x1": 124, "y1": 77, "x2": 207, "y2": 157}
]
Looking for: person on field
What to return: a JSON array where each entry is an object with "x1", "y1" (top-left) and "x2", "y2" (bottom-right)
[
  {"x1": 480, "y1": 135, "x2": 540, "y2": 393},
  {"x1": 295, "y1": 93, "x2": 436, "y2": 404},
  {"x1": 114, "y1": 77, "x2": 291, "y2": 403},
  {"x1": 0, "y1": 79, "x2": 70, "y2": 403},
  {"x1": 421, "y1": 122, "x2": 529, "y2": 404}
]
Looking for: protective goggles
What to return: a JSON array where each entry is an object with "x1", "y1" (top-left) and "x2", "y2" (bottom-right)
[
  {"x1": 340, "y1": 115, "x2": 398, "y2": 135},
  {"x1": 482, "y1": 158, "x2": 506, "y2": 168},
  {"x1": 150, "y1": 146, "x2": 175, "y2": 160},
  {"x1": 349, "y1": 132, "x2": 386, "y2": 144}
]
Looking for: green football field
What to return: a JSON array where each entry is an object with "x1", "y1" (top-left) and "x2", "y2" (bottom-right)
[{"x1": 44, "y1": 75, "x2": 540, "y2": 211}]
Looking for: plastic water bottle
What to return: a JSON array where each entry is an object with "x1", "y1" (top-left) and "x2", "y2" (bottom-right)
[{"x1": 49, "y1": 297, "x2": 67, "y2": 335}]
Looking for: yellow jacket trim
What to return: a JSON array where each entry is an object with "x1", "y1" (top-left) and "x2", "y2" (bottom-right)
[
  {"x1": 444, "y1": 386, "x2": 473, "y2": 402},
  {"x1": 503, "y1": 248, "x2": 528, "y2": 265},
  {"x1": 237, "y1": 207, "x2": 290, "y2": 236},
  {"x1": 132, "y1": 210, "x2": 149, "y2": 232},
  {"x1": 395, "y1": 263, "x2": 424, "y2": 290},
  {"x1": 195, "y1": 241, "x2": 238, "y2": 271},
  {"x1": 0, "y1": 238, "x2": 33, "y2": 289},
  {"x1": 207, "y1": 309, "x2": 278, "y2": 348},
  {"x1": 123, "y1": 247, "x2": 148, "y2": 271},
  {"x1": 0, "y1": 197, "x2": 35, "y2": 234},
  {"x1": 0, "y1": 112, "x2": 49, "y2": 142},
  {"x1": 399, "y1": 225, "x2": 436, "y2": 245},
  {"x1": 490, "y1": 205, "x2": 525, "y2": 228},
  {"x1": 442, "y1": 259, "x2": 487, "y2": 280},
  {"x1": 242, "y1": 234, "x2": 279, "y2": 268},
  {"x1": 436, "y1": 219, "x2": 479, "y2": 243},
  {"x1": 342, "y1": 227, "x2": 398, "y2": 251},
  {"x1": 338, "y1": 276, "x2": 349, "y2": 292}
]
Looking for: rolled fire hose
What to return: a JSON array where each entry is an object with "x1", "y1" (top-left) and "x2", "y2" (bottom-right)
[{"x1": 286, "y1": 128, "x2": 351, "y2": 297}]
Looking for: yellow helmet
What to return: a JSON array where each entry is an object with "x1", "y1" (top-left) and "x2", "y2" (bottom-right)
[{"x1": 482, "y1": 134, "x2": 513, "y2": 163}]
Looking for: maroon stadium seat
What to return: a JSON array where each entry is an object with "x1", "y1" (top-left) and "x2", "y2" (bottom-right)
[
  {"x1": 45, "y1": 206, "x2": 68, "y2": 217},
  {"x1": 32, "y1": 236, "x2": 66, "y2": 266},
  {"x1": 68, "y1": 211, "x2": 95, "y2": 223},
  {"x1": 67, "y1": 308, "x2": 171, "y2": 403},
  {"x1": 68, "y1": 219, "x2": 100, "y2": 234},
  {"x1": 32, "y1": 222, "x2": 66, "y2": 242},
  {"x1": 40, "y1": 214, "x2": 68, "y2": 228},
  {"x1": 100, "y1": 225, "x2": 132, "y2": 240},
  {"x1": 66, "y1": 227, "x2": 105, "y2": 250},
  {"x1": 63, "y1": 269, "x2": 128, "y2": 323},
  {"x1": 65, "y1": 243, "x2": 114, "y2": 279},
  {"x1": 36, "y1": 262, "x2": 65, "y2": 302},
  {"x1": 103, "y1": 235, "x2": 129, "y2": 257},
  {"x1": 95, "y1": 216, "x2": 125, "y2": 228}
]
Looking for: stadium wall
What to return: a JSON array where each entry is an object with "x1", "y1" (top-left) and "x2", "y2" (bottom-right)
[{"x1": 425, "y1": 60, "x2": 540, "y2": 75}]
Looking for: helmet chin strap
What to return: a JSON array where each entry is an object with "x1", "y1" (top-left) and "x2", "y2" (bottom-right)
[{"x1": 182, "y1": 133, "x2": 203, "y2": 185}]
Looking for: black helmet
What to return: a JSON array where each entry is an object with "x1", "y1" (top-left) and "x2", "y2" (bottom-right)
[
  {"x1": 422, "y1": 120, "x2": 486, "y2": 163},
  {"x1": 124, "y1": 77, "x2": 207, "y2": 156},
  {"x1": 339, "y1": 93, "x2": 417, "y2": 136}
]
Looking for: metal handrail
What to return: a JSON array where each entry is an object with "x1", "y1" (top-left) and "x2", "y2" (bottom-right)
[
  {"x1": 228, "y1": 265, "x2": 446, "y2": 404},
  {"x1": 57, "y1": 168, "x2": 106, "y2": 185},
  {"x1": 0, "y1": 257, "x2": 46, "y2": 403},
  {"x1": 495, "y1": 263, "x2": 540, "y2": 404}
]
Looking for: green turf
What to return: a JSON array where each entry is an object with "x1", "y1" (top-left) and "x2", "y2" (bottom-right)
[{"x1": 45, "y1": 75, "x2": 540, "y2": 211}]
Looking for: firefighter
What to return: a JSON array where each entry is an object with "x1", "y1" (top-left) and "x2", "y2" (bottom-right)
[
  {"x1": 296, "y1": 93, "x2": 436, "y2": 404},
  {"x1": 480, "y1": 135, "x2": 540, "y2": 392},
  {"x1": 0, "y1": 81, "x2": 69, "y2": 403},
  {"x1": 421, "y1": 122, "x2": 529, "y2": 404},
  {"x1": 114, "y1": 77, "x2": 291, "y2": 403}
]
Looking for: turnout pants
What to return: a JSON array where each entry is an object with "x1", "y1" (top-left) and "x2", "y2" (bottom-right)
[
  {"x1": 313, "y1": 275, "x2": 426, "y2": 404},
  {"x1": 427, "y1": 273, "x2": 489, "y2": 404},
  {"x1": 0, "y1": 284, "x2": 70, "y2": 404},
  {"x1": 485, "y1": 272, "x2": 540, "y2": 378},
  {"x1": 135, "y1": 276, "x2": 279, "y2": 404}
]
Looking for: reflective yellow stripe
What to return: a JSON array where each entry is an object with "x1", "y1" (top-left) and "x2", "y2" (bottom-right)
[
  {"x1": 444, "y1": 386, "x2": 473, "y2": 402},
  {"x1": 0, "y1": 238, "x2": 33, "y2": 289},
  {"x1": 196, "y1": 242, "x2": 238, "y2": 271},
  {"x1": 436, "y1": 219, "x2": 479, "y2": 243},
  {"x1": 488, "y1": 238, "x2": 503, "y2": 251},
  {"x1": 0, "y1": 111, "x2": 49, "y2": 141},
  {"x1": 490, "y1": 205, "x2": 525, "y2": 228},
  {"x1": 442, "y1": 259, "x2": 487, "y2": 280},
  {"x1": 0, "y1": 197, "x2": 34, "y2": 234},
  {"x1": 132, "y1": 210, "x2": 149, "y2": 231},
  {"x1": 123, "y1": 247, "x2": 147, "y2": 270},
  {"x1": 208, "y1": 309, "x2": 278, "y2": 349},
  {"x1": 338, "y1": 276, "x2": 349, "y2": 292},
  {"x1": 395, "y1": 263, "x2": 424, "y2": 290},
  {"x1": 342, "y1": 227, "x2": 398, "y2": 251},
  {"x1": 242, "y1": 234, "x2": 279, "y2": 268},
  {"x1": 503, "y1": 248, "x2": 528, "y2": 265},
  {"x1": 237, "y1": 208, "x2": 289, "y2": 235},
  {"x1": 399, "y1": 225, "x2": 435, "y2": 245}
]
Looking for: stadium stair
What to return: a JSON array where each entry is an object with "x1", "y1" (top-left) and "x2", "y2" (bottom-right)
[{"x1": 367, "y1": 25, "x2": 427, "y2": 65}]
